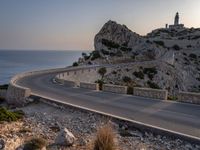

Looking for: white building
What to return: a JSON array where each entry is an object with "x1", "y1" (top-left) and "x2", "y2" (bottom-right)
[{"x1": 168, "y1": 12, "x2": 184, "y2": 29}]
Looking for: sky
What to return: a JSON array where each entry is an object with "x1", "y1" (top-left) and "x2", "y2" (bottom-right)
[{"x1": 0, "y1": 0, "x2": 200, "y2": 51}]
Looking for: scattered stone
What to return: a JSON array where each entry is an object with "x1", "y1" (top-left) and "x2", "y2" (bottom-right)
[{"x1": 55, "y1": 128, "x2": 75, "y2": 146}]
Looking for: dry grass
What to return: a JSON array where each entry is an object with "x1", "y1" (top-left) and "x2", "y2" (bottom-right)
[{"x1": 93, "y1": 124, "x2": 116, "y2": 150}]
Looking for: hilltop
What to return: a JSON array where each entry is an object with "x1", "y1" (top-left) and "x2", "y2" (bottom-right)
[{"x1": 78, "y1": 20, "x2": 200, "y2": 96}]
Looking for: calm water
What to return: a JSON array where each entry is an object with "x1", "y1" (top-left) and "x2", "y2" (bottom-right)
[{"x1": 0, "y1": 50, "x2": 84, "y2": 84}]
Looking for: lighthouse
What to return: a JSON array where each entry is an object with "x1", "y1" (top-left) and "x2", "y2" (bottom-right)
[
  {"x1": 168, "y1": 12, "x2": 184, "y2": 29},
  {"x1": 174, "y1": 12, "x2": 179, "y2": 25}
]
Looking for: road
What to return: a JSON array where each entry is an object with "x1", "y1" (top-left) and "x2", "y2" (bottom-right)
[{"x1": 16, "y1": 71, "x2": 200, "y2": 140}]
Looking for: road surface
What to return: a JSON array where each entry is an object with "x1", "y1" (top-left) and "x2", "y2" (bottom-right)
[{"x1": 16, "y1": 71, "x2": 200, "y2": 140}]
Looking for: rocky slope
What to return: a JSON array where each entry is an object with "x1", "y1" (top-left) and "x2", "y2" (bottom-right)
[
  {"x1": 1, "y1": 100, "x2": 199, "y2": 150},
  {"x1": 79, "y1": 20, "x2": 200, "y2": 96}
]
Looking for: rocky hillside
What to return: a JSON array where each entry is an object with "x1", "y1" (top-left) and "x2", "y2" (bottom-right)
[{"x1": 78, "y1": 20, "x2": 200, "y2": 96}]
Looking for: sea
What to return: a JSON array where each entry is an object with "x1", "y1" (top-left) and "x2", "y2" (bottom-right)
[{"x1": 0, "y1": 50, "x2": 86, "y2": 85}]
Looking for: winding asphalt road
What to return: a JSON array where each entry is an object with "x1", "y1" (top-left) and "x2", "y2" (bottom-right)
[{"x1": 16, "y1": 71, "x2": 200, "y2": 141}]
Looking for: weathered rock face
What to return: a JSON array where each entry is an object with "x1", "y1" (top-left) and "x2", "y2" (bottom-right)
[
  {"x1": 93, "y1": 20, "x2": 168, "y2": 63},
  {"x1": 94, "y1": 20, "x2": 142, "y2": 51},
  {"x1": 81, "y1": 20, "x2": 200, "y2": 95}
]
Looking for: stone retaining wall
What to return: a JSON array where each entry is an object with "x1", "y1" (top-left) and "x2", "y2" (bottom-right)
[
  {"x1": 0, "y1": 90, "x2": 7, "y2": 98},
  {"x1": 102, "y1": 84, "x2": 127, "y2": 94},
  {"x1": 133, "y1": 87, "x2": 168, "y2": 100},
  {"x1": 6, "y1": 67, "x2": 68, "y2": 106},
  {"x1": 80, "y1": 82, "x2": 99, "y2": 90},
  {"x1": 178, "y1": 91, "x2": 200, "y2": 104},
  {"x1": 6, "y1": 84, "x2": 31, "y2": 105}
]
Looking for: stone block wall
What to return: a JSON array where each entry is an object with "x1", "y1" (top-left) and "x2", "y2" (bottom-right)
[
  {"x1": 0, "y1": 90, "x2": 7, "y2": 98},
  {"x1": 102, "y1": 84, "x2": 127, "y2": 94},
  {"x1": 133, "y1": 87, "x2": 168, "y2": 100},
  {"x1": 6, "y1": 84, "x2": 31, "y2": 106},
  {"x1": 80, "y1": 82, "x2": 99, "y2": 90},
  {"x1": 178, "y1": 91, "x2": 200, "y2": 104}
]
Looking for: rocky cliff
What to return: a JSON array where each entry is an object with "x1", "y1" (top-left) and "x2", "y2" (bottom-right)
[{"x1": 79, "y1": 20, "x2": 200, "y2": 96}]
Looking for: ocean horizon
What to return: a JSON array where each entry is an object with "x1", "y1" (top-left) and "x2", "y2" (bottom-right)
[{"x1": 0, "y1": 50, "x2": 86, "y2": 84}]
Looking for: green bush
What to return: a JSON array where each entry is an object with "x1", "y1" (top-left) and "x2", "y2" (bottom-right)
[
  {"x1": 133, "y1": 71, "x2": 144, "y2": 79},
  {"x1": 0, "y1": 107, "x2": 24, "y2": 122},
  {"x1": 147, "y1": 81, "x2": 160, "y2": 89},
  {"x1": 153, "y1": 40, "x2": 165, "y2": 47},
  {"x1": 72, "y1": 62, "x2": 79, "y2": 67},
  {"x1": 101, "y1": 39, "x2": 120, "y2": 49},
  {"x1": 23, "y1": 138, "x2": 46, "y2": 150},
  {"x1": 122, "y1": 76, "x2": 132, "y2": 83},
  {"x1": 98, "y1": 67, "x2": 107, "y2": 79},
  {"x1": 127, "y1": 86, "x2": 133, "y2": 95},
  {"x1": 91, "y1": 51, "x2": 101, "y2": 60},
  {"x1": 0, "y1": 97, "x2": 5, "y2": 103},
  {"x1": 120, "y1": 46, "x2": 132, "y2": 52},
  {"x1": 0, "y1": 84, "x2": 8, "y2": 90},
  {"x1": 172, "y1": 44, "x2": 180, "y2": 50},
  {"x1": 189, "y1": 53, "x2": 197, "y2": 59},
  {"x1": 143, "y1": 67, "x2": 157, "y2": 80},
  {"x1": 95, "y1": 80, "x2": 105, "y2": 90},
  {"x1": 101, "y1": 49, "x2": 109, "y2": 55},
  {"x1": 168, "y1": 96, "x2": 178, "y2": 101}
]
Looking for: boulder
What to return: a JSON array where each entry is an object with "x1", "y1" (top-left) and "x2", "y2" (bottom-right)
[{"x1": 55, "y1": 128, "x2": 75, "y2": 146}]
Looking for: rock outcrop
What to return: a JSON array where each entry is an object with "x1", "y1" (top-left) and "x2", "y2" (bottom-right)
[{"x1": 80, "y1": 20, "x2": 200, "y2": 96}]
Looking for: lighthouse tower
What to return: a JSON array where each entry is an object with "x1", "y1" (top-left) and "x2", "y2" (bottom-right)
[
  {"x1": 168, "y1": 12, "x2": 184, "y2": 29},
  {"x1": 174, "y1": 12, "x2": 179, "y2": 25}
]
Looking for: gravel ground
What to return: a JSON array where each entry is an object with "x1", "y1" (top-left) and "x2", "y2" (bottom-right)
[{"x1": 0, "y1": 100, "x2": 200, "y2": 150}]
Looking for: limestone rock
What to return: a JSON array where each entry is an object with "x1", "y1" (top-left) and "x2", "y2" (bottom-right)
[{"x1": 55, "y1": 128, "x2": 75, "y2": 146}]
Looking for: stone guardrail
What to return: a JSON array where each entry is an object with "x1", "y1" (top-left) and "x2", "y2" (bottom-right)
[
  {"x1": 133, "y1": 87, "x2": 168, "y2": 100},
  {"x1": 102, "y1": 84, "x2": 127, "y2": 94},
  {"x1": 178, "y1": 91, "x2": 200, "y2": 104},
  {"x1": 80, "y1": 82, "x2": 99, "y2": 90},
  {"x1": 6, "y1": 67, "x2": 68, "y2": 106},
  {"x1": 0, "y1": 90, "x2": 7, "y2": 98},
  {"x1": 55, "y1": 76, "x2": 77, "y2": 87}
]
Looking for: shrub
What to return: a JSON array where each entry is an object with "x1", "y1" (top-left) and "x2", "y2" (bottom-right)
[
  {"x1": 122, "y1": 76, "x2": 132, "y2": 83},
  {"x1": 0, "y1": 97, "x2": 5, "y2": 103},
  {"x1": 72, "y1": 62, "x2": 79, "y2": 67},
  {"x1": 172, "y1": 44, "x2": 180, "y2": 50},
  {"x1": 23, "y1": 137, "x2": 46, "y2": 150},
  {"x1": 147, "y1": 81, "x2": 160, "y2": 89},
  {"x1": 0, "y1": 107, "x2": 24, "y2": 122},
  {"x1": 143, "y1": 67, "x2": 157, "y2": 80},
  {"x1": 120, "y1": 46, "x2": 132, "y2": 52},
  {"x1": 95, "y1": 80, "x2": 105, "y2": 90},
  {"x1": 127, "y1": 86, "x2": 133, "y2": 95},
  {"x1": 189, "y1": 53, "x2": 197, "y2": 59},
  {"x1": 168, "y1": 96, "x2": 178, "y2": 101},
  {"x1": 153, "y1": 40, "x2": 165, "y2": 47},
  {"x1": 101, "y1": 49, "x2": 109, "y2": 55},
  {"x1": 112, "y1": 71, "x2": 117, "y2": 75},
  {"x1": 91, "y1": 51, "x2": 101, "y2": 60},
  {"x1": 94, "y1": 124, "x2": 116, "y2": 150},
  {"x1": 101, "y1": 39, "x2": 120, "y2": 49},
  {"x1": 0, "y1": 84, "x2": 8, "y2": 90},
  {"x1": 98, "y1": 67, "x2": 107, "y2": 80},
  {"x1": 133, "y1": 71, "x2": 144, "y2": 79}
]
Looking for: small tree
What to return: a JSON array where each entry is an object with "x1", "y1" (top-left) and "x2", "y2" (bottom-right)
[{"x1": 98, "y1": 67, "x2": 107, "y2": 79}]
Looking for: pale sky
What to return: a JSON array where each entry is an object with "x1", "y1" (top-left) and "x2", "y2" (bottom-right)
[{"x1": 0, "y1": 0, "x2": 200, "y2": 50}]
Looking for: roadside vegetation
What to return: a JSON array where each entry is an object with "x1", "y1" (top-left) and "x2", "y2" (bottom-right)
[
  {"x1": 0, "y1": 107, "x2": 24, "y2": 122},
  {"x1": 0, "y1": 84, "x2": 8, "y2": 90},
  {"x1": 93, "y1": 124, "x2": 116, "y2": 150},
  {"x1": 23, "y1": 137, "x2": 46, "y2": 150}
]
